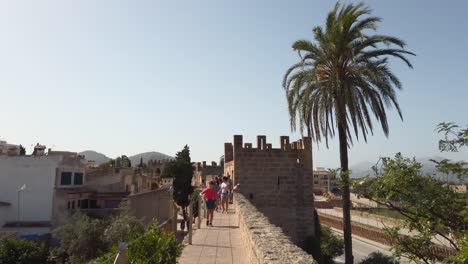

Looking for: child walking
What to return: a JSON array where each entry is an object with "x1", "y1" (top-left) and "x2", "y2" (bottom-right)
[
  {"x1": 201, "y1": 181, "x2": 217, "y2": 226},
  {"x1": 220, "y1": 176, "x2": 230, "y2": 213}
]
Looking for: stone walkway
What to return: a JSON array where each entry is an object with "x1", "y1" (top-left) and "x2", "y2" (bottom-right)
[{"x1": 178, "y1": 208, "x2": 249, "y2": 264}]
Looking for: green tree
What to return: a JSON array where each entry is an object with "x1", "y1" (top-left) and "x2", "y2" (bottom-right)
[
  {"x1": 0, "y1": 239, "x2": 48, "y2": 264},
  {"x1": 52, "y1": 212, "x2": 107, "y2": 264},
  {"x1": 432, "y1": 122, "x2": 468, "y2": 183},
  {"x1": 121, "y1": 155, "x2": 132, "y2": 168},
  {"x1": 304, "y1": 225, "x2": 344, "y2": 264},
  {"x1": 127, "y1": 221, "x2": 183, "y2": 264},
  {"x1": 163, "y1": 145, "x2": 194, "y2": 207},
  {"x1": 355, "y1": 123, "x2": 468, "y2": 263},
  {"x1": 103, "y1": 213, "x2": 145, "y2": 246},
  {"x1": 358, "y1": 252, "x2": 399, "y2": 264},
  {"x1": 283, "y1": 3, "x2": 414, "y2": 263}
]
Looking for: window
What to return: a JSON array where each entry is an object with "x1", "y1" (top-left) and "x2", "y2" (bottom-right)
[
  {"x1": 80, "y1": 199, "x2": 89, "y2": 209},
  {"x1": 314, "y1": 181, "x2": 319, "y2": 185},
  {"x1": 105, "y1": 200, "x2": 120, "y2": 209},
  {"x1": 74, "y1": 172, "x2": 83, "y2": 185},
  {"x1": 61, "y1": 172, "x2": 72, "y2": 185},
  {"x1": 90, "y1": 200, "x2": 98, "y2": 209}
]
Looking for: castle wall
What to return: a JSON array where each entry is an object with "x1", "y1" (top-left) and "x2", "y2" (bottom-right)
[
  {"x1": 193, "y1": 161, "x2": 223, "y2": 186},
  {"x1": 224, "y1": 135, "x2": 315, "y2": 245}
]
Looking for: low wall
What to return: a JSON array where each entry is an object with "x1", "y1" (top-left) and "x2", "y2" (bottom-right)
[
  {"x1": 235, "y1": 194, "x2": 317, "y2": 264},
  {"x1": 315, "y1": 199, "x2": 342, "y2": 209},
  {"x1": 318, "y1": 212, "x2": 455, "y2": 257},
  {"x1": 127, "y1": 188, "x2": 172, "y2": 225}
]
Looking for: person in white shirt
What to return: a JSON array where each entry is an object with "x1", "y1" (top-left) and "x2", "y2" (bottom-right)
[{"x1": 219, "y1": 176, "x2": 230, "y2": 213}]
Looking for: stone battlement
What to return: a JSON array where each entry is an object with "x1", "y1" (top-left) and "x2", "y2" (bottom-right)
[
  {"x1": 224, "y1": 135, "x2": 311, "y2": 163},
  {"x1": 147, "y1": 159, "x2": 172, "y2": 166},
  {"x1": 194, "y1": 161, "x2": 222, "y2": 171},
  {"x1": 223, "y1": 134, "x2": 315, "y2": 245}
]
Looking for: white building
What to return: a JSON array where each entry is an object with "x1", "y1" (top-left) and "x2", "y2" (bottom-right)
[
  {"x1": 313, "y1": 167, "x2": 336, "y2": 192},
  {"x1": 0, "y1": 149, "x2": 86, "y2": 234},
  {"x1": 0, "y1": 155, "x2": 61, "y2": 227}
]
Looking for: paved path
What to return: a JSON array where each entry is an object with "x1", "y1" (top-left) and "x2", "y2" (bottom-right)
[
  {"x1": 178, "y1": 208, "x2": 249, "y2": 264},
  {"x1": 330, "y1": 227, "x2": 409, "y2": 263}
]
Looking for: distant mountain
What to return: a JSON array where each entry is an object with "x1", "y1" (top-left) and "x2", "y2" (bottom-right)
[
  {"x1": 128, "y1": 151, "x2": 174, "y2": 165},
  {"x1": 79, "y1": 150, "x2": 111, "y2": 164},
  {"x1": 350, "y1": 156, "x2": 464, "y2": 183}
]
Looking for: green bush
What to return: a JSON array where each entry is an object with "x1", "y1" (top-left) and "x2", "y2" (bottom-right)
[
  {"x1": 358, "y1": 252, "x2": 399, "y2": 264},
  {"x1": 128, "y1": 221, "x2": 183, "y2": 264},
  {"x1": 52, "y1": 212, "x2": 107, "y2": 264},
  {"x1": 304, "y1": 222, "x2": 344, "y2": 264},
  {"x1": 53, "y1": 211, "x2": 149, "y2": 264},
  {"x1": 0, "y1": 239, "x2": 48, "y2": 264},
  {"x1": 87, "y1": 246, "x2": 118, "y2": 264},
  {"x1": 104, "y1": 214, "x2": 145, "y2": 245}
]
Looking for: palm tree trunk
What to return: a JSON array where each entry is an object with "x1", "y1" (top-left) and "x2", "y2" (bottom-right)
[
  {"x1": 307, "y1": 123, "x2": 317, "y2": 237},
  {"x1": 338, "y1": 121, "x2": 353, "y2": 264}
]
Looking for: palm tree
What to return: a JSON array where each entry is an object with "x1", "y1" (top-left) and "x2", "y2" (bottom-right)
[{"x1": 284, "y1": 3, "x2": 414, "y2": 263}]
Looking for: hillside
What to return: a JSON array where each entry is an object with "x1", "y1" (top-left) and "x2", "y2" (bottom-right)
[
  {"x1": 79, "y1": 150, "x2": 111, "y2": 164},
  {"x1": 129, "y1": 151, "x2": 174, "y2": 165},
  {"x1": 79, "y1": 150, "x2": 174, "y2": 166}
]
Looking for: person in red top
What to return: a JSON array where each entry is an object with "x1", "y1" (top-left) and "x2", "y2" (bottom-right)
[{"x1": 201, "y1": 181, "x2": 217, "y2": 226}]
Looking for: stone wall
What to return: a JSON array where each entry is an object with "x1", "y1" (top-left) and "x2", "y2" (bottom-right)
[
  {"x1": 315, "y1": 199, "x2": 342, "y2": 209},
  {"x1": 193, "y1": 161, "x2": 223, "y2": 186},
  {"x1": 224, "y1": 135, "x2": 315, "y2": 244},
  {"x1": 235, "y1": 194, "x2": 316, "y2": 264},
  {"x1": 127, "y1": 188, "x2": 172, "y2": 225}
]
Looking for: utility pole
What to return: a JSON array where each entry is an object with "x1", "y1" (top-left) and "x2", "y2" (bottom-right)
[
  {"x1": 17, "y1": 184, "x2": 26, "y2": 225},
  {"x1": 17, "y1": 190, "x2": 20, "y2": 224}
]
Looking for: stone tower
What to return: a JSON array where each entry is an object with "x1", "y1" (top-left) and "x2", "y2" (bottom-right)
[{"x1": 224, "y1": 135, "x2": 315, "y2": 245}]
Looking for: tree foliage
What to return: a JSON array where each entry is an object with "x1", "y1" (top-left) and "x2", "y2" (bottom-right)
[
  {"x1": 90, "y1": 220, "x2": 182, "y2": 264},
  {"x1": 305, "y1": 223, "x2": 344, "y2": 264},
  {"x1": 0, "y1": 239, "x2": 48, "y2": 264},
  {"x1": 358, "y1": 252, "x2": 399, "y2": 264},
  {"x1": 103, "y1": 213, "x2": 145, "y2": 246},
  {"x1": 432, "y1": 122, "x2": 468, "y2": 182},
  {"x1": 53, "y1": 211, "x2": 147, "y2": 264},
  {"x1": 283, "y1": 3, "x2": 414, "y2": 263},
  {"x1": 163, "y1": 145, "x2": 194, "y2": 207},
  {"x1": 127, "y1": 221, "x2": 183, "y2": 264},
  {"x1": 52, "y1": 212, "x2": 107, "y2": 264},
  {"x1": 355, "y1": 123, "x2": 468, "y2": 263}
]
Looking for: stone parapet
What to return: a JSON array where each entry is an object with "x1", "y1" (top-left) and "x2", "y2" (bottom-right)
[{"x1": 235, "y1": 193, "x2": 317, "y2": 264}]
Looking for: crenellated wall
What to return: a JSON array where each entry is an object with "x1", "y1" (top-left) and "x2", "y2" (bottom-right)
[
  {"x1": 193, "y1": 161, "x2": 223, "y2": 186},
  {"x1": 224, "y1": 135, "x2": 315, "y2": 245}
]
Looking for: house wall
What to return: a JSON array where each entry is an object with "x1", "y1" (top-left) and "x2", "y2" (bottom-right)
[
  {"x1": 313, "y1": 169, "x2": 335, "y2": 191},
  {"x1": 0, "y1": 155, "x2": 62, "y2": 226},
  {"x1": 127, "y1": 188, "x2": 172, "y2": 225}
]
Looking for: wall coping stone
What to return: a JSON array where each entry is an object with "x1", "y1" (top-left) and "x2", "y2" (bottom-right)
[{"x1": 235, "y1": 193, "x2": 317, "y2": 264}]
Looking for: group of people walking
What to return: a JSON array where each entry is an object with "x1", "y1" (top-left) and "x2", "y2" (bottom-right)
[{"x1": 200, "y1": 175, "x2": 234, "y2": 226}]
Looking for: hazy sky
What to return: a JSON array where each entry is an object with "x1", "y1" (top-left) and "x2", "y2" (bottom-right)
[{"x1": 1, "y1": 0, "x2": 467, "y2": 168}]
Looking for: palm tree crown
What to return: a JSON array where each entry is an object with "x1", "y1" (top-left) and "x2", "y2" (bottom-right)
[{"x1": 284, "y1": 2, "x2": 414, "y2": 145}]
